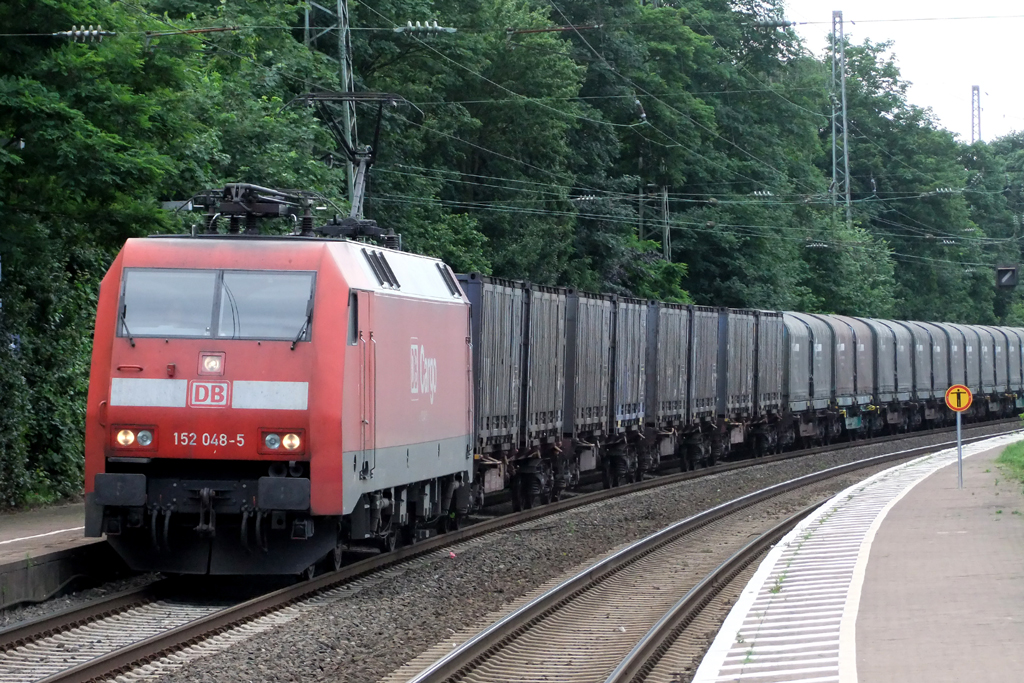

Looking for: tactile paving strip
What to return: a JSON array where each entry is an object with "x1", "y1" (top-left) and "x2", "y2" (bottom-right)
[{"x1": 692, "y1": 431, "x2": 1023, "y2": 683}]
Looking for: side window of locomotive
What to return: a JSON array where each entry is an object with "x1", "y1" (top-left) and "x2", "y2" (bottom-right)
[
  {"x1": 120, "y1": 269, "x2": 217, "y2": 338},
  {"x1": 217, "y1": 271, "x2": 316, "y2": 340},
  {"x1": 347, "y1": 292, "x2": 358, "y2": 345}
]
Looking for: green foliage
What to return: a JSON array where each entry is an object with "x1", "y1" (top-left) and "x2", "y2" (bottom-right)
[
  {"x1": 0, "y1": 0, "x2": 345, "y2": 506},
  {"x1": 996, "y1": 441, "x2": 1024, "y2": 489},
  {"x1": 2, "y1": 0, "x2": 1023, "y2": 506}
]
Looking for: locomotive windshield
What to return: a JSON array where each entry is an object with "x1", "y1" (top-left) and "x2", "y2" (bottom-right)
[
  {"x1": 120, "y1": 268, "x2": 316, "y2": 341},
  {"x1": 217, "y1": 271, "x2": 315, "y2": 340}
]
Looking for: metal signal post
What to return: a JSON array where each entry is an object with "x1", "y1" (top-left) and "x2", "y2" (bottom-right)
[
  {"x1": 945, "y1": 384, "x2": 973, "y2": 489},
  {"x1": 957, "y1": 412, "x2": 961, "y2": 488}
]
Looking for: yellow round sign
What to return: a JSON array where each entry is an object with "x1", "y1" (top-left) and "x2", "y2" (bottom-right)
[{"x1": 945, "y1": 384, "x2": 973, "y2": 412}]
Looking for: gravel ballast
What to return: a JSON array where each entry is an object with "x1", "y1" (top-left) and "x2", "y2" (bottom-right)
[
  {"x1": 143, "y1": 424, "x2": 1018, "y2": 683},
  {"x1": 0, "y1": 573, "x2": 162, "y2": 631}
]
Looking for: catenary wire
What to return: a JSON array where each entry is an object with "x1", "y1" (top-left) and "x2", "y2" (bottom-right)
[
  {"x1": 115, "y1": 3, "x2": 1013, "y2": 265},
  {"x1": 545, "y1": 0, "x2": 823, "y2": 196}
]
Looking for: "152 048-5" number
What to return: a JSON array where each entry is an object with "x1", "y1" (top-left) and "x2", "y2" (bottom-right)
[{"x1": 174, "y1": 432, "x2": 245, "y2": 447}]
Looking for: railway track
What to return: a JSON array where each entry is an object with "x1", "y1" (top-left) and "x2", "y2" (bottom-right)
[
  {"x1": 399, "y1": 447, "x2": 892, "y2": 683},
  {"x1": 404, "y1": 502, "x2": 813, "y2": 683},
  {"x1": 602, "y1": 511, "x2": 807, "y2": 683},
  {"x1": 0, "y1": 421, "x2": 1018, "y2": 683}
]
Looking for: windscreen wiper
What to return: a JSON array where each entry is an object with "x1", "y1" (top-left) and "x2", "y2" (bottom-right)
[
  {"x1": 291, "y1": 307, "x2": 312, "y2": 350},
  {"x1": 120, "y1": 307, "x2": 135, "y2": 347}
]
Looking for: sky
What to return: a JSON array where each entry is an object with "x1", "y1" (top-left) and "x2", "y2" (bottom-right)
[{"x1": 782, "y1": 1, "x2": 1024, "y2": 143}]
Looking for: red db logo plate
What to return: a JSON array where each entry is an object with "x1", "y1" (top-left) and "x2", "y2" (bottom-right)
[{"x1": 188, "y1": 380, "x2": 231, "y2": 408}]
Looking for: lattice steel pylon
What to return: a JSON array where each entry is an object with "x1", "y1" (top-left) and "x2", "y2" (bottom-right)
[
  {"x1": 305, "y1": 1, "x2": 358, "y2": 206},
  {"x1": 831, "y1": 10, "x2": 851, "y2": 226},
  {"x1": 971, "y1": 85, "x2": 982, "y2": 143}
]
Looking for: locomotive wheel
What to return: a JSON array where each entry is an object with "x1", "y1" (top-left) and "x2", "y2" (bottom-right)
[
  {"x1": 303, "y1": 563, "x2": 317, "y2": 581},
  {"x1": 378, "y1": 531, "x2": 398, "y2": 552},
  {"x1": 332, "y1": 545, "x2": 344, "y2": 571},
  {"x1": 438, "y1": 508, "x2": 462, "y2": 534}
]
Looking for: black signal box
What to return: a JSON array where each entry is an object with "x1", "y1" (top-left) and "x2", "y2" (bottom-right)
[{"x1": 996, "y1": 265, "x2": 1019, "y2": 289}]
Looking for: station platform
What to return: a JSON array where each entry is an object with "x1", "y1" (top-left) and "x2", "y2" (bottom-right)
[
  {"x1": 0, "y1": 503, "x2": 89, "y2": 565},
  {"x1": 0, "y1": 503, "x2": 121, "y2": 610},
  {"x1": 694, "y1": 431, "x2": 1024, "y2": 683}
]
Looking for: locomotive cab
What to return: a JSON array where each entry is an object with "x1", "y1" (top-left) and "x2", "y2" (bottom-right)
[{"x1": 84, "y1": 235, "x2": 472, "y2": 575}]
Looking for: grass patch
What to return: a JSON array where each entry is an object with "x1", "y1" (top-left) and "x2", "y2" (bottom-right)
[{"x1": 996, "y1": 441, "x2": 1024, "y2": 487}]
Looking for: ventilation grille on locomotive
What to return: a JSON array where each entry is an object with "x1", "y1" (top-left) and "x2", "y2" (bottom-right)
[{"x1": 362, "y1": 248, "x2": 400, "y2": 289}]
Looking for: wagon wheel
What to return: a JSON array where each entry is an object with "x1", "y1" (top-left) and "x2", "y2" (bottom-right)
[
  {"x1": 511, "y1": 474, "x2": 524, "y2": 512},
  {"x1": 539, "y1": 484, "x2": 552, "y2": 505},
  {"x1": 522, "y1": 483, "x2": 535, "y2": 509}
]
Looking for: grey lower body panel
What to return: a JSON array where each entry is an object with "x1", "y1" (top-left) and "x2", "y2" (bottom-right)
[{"x1": 342, "y1": 434, "x2": 472, "y2": 515}]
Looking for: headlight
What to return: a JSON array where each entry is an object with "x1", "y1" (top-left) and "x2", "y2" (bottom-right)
[
  {"x1": 282, "y1": 433, "x2": 301, "y2": 450},
  {"x1": 264, "y1": 433, "x2": 281, "y2": 449},
  {"x1": 202, "y1": 355, "x2": 222, "y2": 373},
  {"x1": 137, "y1": 430, "x2": 153, "y2": 447},
  {"x1": 117, "y1": 429, "x2": 135, "y2": 446}
]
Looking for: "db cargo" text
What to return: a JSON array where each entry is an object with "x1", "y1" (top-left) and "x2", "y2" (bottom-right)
[{"x1": 410, "y1": 343, "x2": 438, "y2": 404}]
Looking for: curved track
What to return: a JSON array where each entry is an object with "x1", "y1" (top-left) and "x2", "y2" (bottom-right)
[
  {"x1": 402, "y1": 449, "x2": 904, "y2": 683},
  {"x1": 0, "y1": 421, "x2": 1017, "y2": 683},
  {"x1": 602, "y1": 510, "x2": 808, "y2": 683}
]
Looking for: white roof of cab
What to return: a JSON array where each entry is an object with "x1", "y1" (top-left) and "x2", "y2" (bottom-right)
[{"x1": 327, "y1": 240, "x2": 465, "y2": 302}]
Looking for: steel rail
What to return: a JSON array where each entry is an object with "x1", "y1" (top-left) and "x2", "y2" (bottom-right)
[
  {"x1": 0, "y1": 582, "x2": 171, "y2": 652},
  {"x1": 7, "y1": 422, "x2": 1018, "y2": 682},
  {"x1": 8, "y1": 418, "x2": 1003, "y2": 654},
  {"x1": 403, "y1": 430, "x2": 1016, "y2": 683},
  {"x1": 602, "y1": 505, "x2": 817, "y2": 683}
]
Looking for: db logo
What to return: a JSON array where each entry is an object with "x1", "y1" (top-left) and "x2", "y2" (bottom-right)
[{"x1": 188, "y1": 380, "x2": 231, "y2": 408}]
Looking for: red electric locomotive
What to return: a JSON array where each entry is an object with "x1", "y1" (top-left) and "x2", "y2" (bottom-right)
[{"x1": 84, "y1": 187, "x2": 473, "y2": 574}]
